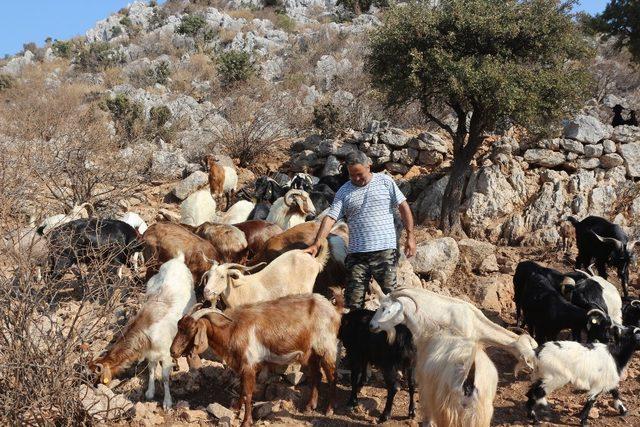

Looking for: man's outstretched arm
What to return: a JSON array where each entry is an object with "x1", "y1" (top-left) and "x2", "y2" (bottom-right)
[{"x1": 303, "y1": 215, "x2": 337, "y2": 256}]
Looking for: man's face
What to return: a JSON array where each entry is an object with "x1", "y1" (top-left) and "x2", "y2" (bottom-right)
[{"x1": 348, "y1": 163, "x2": 372, "y2": 187}]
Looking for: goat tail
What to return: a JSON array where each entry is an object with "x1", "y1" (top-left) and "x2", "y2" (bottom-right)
[
  {"x1": 314, "y1": 238, "x2": 331, "y2": 270},
  {"x1": 567, "y1": 216, "x2": 579, "y2": 226}
]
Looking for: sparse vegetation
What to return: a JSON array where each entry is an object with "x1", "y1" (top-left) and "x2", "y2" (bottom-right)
[
  {"x1": 0, "y1": 74, "x2": 14, "y2": 91},
  {"x1": 75, "y1": 42, "x2": 125, "y2": 72},
  {"x1": 592, "y1": 0, "x2": 640, "y2": 63},
  {"x1": 217, "y1": 50, "x2": 254, "y2": 85},
  {"x1": 176, "y1": 14, "x2": 207, "y2": 37},
  {"x1": 104, "y1": 94, "x2": 145, "y2": 145},
  {"x1": 313, "y1": 101, "x2": 343, "y2": 137},
  {"x1": 51, "y1": 40, "x2": 74, "y2": 58}
]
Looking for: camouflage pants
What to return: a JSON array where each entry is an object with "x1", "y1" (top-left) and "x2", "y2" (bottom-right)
[{"x1": 345, "y1": 249, "x2": 398, "y2": 309}]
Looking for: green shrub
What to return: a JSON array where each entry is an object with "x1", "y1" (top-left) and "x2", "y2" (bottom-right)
[
  {"x1": 148, "y1": 61, "x2": 171, "y2": 85},
  {"x1": 119, "y1": 16, "x2": 133, "y2": 28},
  {"x1": 217, "y1": 50, "x2": 254, "y2": 84},
  {"x1": 0, "y1": 74, "x2": 14, "y2": 91},
  {"x1": 274, "y1": 13, "x2": 295, "y2": 33},
  {"x1": 76, "y1": 42, "x2": 125, "y2": 72},
  {"x1": 52, "y1": 40, "x2": 74, "y2": 58},
  {"x1": 177, "y1": 14, "x2": 206, "y2": 37},
  {"x1": 104, "y1": 94, "x2": 145, "y2": 144},
  {"x1": 313, "y1": 102, "x2": 343, "y2": 137},
  {"x1": 111, "y1": 26, "x2": 123, "y2": 37},
  {"x1": 149, "y1": 105, "x2": 172, "y2": 128}
]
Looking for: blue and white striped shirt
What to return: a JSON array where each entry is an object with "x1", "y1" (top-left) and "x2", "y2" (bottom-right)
[{"x1": 327, "y1": 173, "x2": 406, "y2": 253}]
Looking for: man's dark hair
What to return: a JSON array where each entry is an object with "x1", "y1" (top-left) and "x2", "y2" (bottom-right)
[{"x1": 345, "y1": 151, "x2": 371, "y2": 167}]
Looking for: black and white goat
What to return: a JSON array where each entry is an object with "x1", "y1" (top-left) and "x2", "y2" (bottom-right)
[
  {"x1": 568, "y1": 216, "x2": 637, "y2": 298},
  {"x1": 338, "y1": 309, "x2": 415, "y2": 422},
  {"x1": 524, "y1": 325, "x2": 640, "y2": 426},
  {"x1": 563, "y1": 272, "x2": 623, "y2": 326},
  {"x1": 622, "y1": 300, "x2": 640, "y2": 327}
]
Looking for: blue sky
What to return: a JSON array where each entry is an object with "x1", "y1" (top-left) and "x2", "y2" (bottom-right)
[{"x1": 0, "y1": 0, "x2": 610, "y2": 57}]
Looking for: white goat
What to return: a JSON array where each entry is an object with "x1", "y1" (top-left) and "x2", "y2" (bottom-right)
[
  {"x1": 203, "y1": 240, "x2": 330, "y2": 307},
  {"x1": 266, "y1": 189, "x2": 315, "y2": 230},
  {"x1": 90, "y1": 253, "x2": 196, "y2": 409},
  {"x1": 523, "y1": 326, "x2": 640, "y2": 425},
  {"x1": 417, "y1": 334, "x2": 498, "y2": 427},
  {"x1": 220, "y1": 200, "x2": 255, "y2": 224},
  {"x1": 119, "y1": 211, "x2": 148, "y2": 235},
  {"x1": 369, "y1": 286, "x2": 538, "y2": 374},
  {"x1": 37, "y1": 202, "x2": 93, "y2": 235},
  {"x1": 180, "y1": 189, "x2": 216, "y2": 226}
]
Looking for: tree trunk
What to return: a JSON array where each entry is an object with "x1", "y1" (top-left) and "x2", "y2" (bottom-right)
[{"x1": 440, "y1": 152, "x2": 472, "y2": 236}]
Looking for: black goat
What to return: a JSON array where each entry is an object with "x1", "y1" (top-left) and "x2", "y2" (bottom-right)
[
  {"x1": 568, "y1": 216, "x2": 636, "y2": 298},
  {"x1": 513, "y1": 261, "x2": 586, "y2": 327},
  {"x1": 289, "y1": 173, "x2": 314, "y2": 193},
  {"x1": 338, "y1": 309, "x2": 415, "y2": 422},
  {"x1": 612, "y1": 104, "x2": 626, "y2": 127},
  {"x1": 623, "y1": 300, "x2": 640, "y2": 327},
  {"x1": 628, "y1": 110, "x2": 639, "y2": 127},
  {"x1": 308, "y1": 183, "x2": 335, "y2": 216},
  {"x1": 254, "y1": 176, "x2": 287, "y2": 204},
  {"x1": 318, "y1": 163, "x2": 349, "y2": 192},
  {"x1": 248, "y1": 202, "x2": 271, "y2": 221},
  {"x1": 518, "y1": 272, "x2": 605, "y2": 343},
  {"x1": 46, "y1": 218, "x2": 142, "y2": 280}
]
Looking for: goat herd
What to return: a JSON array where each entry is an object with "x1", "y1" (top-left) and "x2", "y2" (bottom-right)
[{"x1": 16, "y1": 155, "x2": 640, "y2": 426}]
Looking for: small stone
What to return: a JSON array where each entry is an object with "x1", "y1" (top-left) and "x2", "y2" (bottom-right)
[
  {"x1": 524, "y1": 149, "x2": 565, "y2": 167},
  {"x1": 176, "y1": 357, "x2": 190, "y2": 373},
  {"x1": 253, "y1": 401, "x2": 279, "y2": 419},
  {"x1": 418, "y1": 151, "x2": 444, "y2": 166},
  {"x1": 385, "y1": 162, "x2": 410, "y2": 175},
  {"x1": 175, "y1": 400, "x2": 190, "y2": 409},
  {"x1": 566, "y1": 152, "x2": 579, "y2": 161},
  {"x1": 284, "y1": 371, "x2": 305, "y2": 385},
  {"x1": 560, "y1": 139, "x2": 585, "y2": 154},
  {"x1": 600, "y1": 153, "x2": 624, "y2": 169},
  {"x1": 207, "y1": 403, "x2": 235, "y2": 420},
  {"x1": 577, "y1": 157, "x2": 600, "y2": 170},
  {"x1": 602, "y1": 139, "x2": 616, "y2": 154},
  {"x1": 583, "y1": 144, "x2": 603, "y2": 157},
  {"x1": 379, "y1": 129, "x2": 409, "y2": 147}
]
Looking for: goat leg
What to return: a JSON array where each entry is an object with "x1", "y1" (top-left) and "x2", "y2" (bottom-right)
[
  {"x1": 320, "y1": 355, "x2": 337, "y2": 416},
  {"x1": 578, "y1": 393, "x2": 600, "y2": 426},
  {"x1": 240, "y1": 367, "x2": 256, "y2": 427},
  {"x1": 407, "y1": 367, "x2": 416, "y2": 419},
  {"x1": 145, "y1": 360, "x2": 157, "y2": 400},
  {"x1": 346, "y1": 361, "x2": 361, "y2": 409},
  {"x1": 161, "y1": 359, "x2": 173, "y2": 410},
  {"x1": 379, "y1": 367, "x2": 399, "y2": 423},
  {"x1": 526, "y1": 380, "x2": 545, "y2": 424},
  {"x1": 305, "y1": 355, "x2": 321, "y2": 412},
  {"x1": 610, "y1": 388, "x2": 627, "y2": 415}
]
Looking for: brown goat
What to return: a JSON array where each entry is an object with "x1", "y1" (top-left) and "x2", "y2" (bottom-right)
[
  {"x1": 233, "y1": 220, "x2": 283, "y2": 258},
  {"x1": 206, "y1": 155, "x2": 225, "y2": 196},
  {"x1": 190, "y1": 222, "x2": 248, "y2": 263},
  {"x1": 142, "y1": 222, "x2": 220, "y2": 284},
  {"x1": 170, "y1": 294, "x2": 341, "y2": 427},
  {"x1": 247, "y1": 222, "x2": 320, "y2": 265}
]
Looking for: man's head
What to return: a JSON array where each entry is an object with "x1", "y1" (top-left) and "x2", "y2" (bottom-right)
[{"x1": 346, "y1": 151, "x2": 372, "y2": 187}]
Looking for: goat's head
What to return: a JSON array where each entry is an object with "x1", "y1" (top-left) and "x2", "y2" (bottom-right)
[
  {"x1": 591, "y1": 232, "x2": 637, "y2": 284},
  {"x1": 611, "y1": 325, "x2": 640, "y2": 352},
  {"x1": 202, "y1": 262, "x2": 265, "y2": 302},
  {"x1": 586, "y1": 308, "x2": 613, "y2": 344},
  {"x1": 289, "y1": 173, "x2": 314, "y2": 192},
  {"x1": 255, "y1": 177, "x2": 283, "y2": 204},
  {"x1": 284, "y1": 189, "x2": 315, "y2": 216},
  {"x1": 88, "y1": 358, "x2": 113, "y2": 386}
]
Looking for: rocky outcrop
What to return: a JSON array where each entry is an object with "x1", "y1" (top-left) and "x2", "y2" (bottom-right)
[
  {"x1": 563, "y1": 114, "x2": 613, "y2": 144},
  {"x1": 410, "y1": 237, "x2": 459, "y2": 285}
]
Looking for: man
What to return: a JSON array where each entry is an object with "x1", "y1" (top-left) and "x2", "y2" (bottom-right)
[{"x1": 304, "y1": 151, "x2": 416, "y2": 309}]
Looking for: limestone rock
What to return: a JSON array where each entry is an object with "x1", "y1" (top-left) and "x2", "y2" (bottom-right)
[
  {"x1": 173, "y1": 171, "x2": 208, "y2": 200},
  {"x1": 415, "y1": 175, "x2": 449, "y2": 223},
  {"x1": 612, "y1": 125, "x2": 640, "y2": 144},
  {"x1": 563, "y1": 114, "x2": 612, "y2": 144},
  {"x1": 418, "y1": 151, "x2": 444, "y2": 166},
  {"x1": 583, "y1": 144, "x2": 603, "y2": 158},
  {"x1": 560, "y1": 139, "x2": 585, "y2": 154},
  {"x1": 410, "y1": 237, "x2": 459, "y2": 284},
  {"x1": 391, "y1": 148, "x2": 418, "y2": 165},
  {"x1": 207, "y1": 402, "x2": 235, "y2": 420},
  {"x1": 79, "y1": 384, "x2": 132, "y2": 422},
  {"x1": 577, "y1": 157, "x2": 600, "y2": 170},
  {"x1": 364, "y1": 143, "x2": 391, "y2": 159},
  {"x1": 457, "y1": 238, "x2": 496, "y2": 272},
  {"x1": 396, "y1": 258, "x2": 422, "y2": 288},
  {"x1": 385, "y1": 162, "x2": 410, "y2": 175},
  {"x1": 411, "y1": 132, "x2": 449, "y2": 153},
  {"x1": 379, "y1": 128, "x2": 409, "y2": 147},
  {"x1": 321, "y1": 155, "x2": 342, "y2": 177},
  {"x1": 619, "y1": 142, "x2": 640, "y2": 178},
  {"x1": 150, "y1": 149, "x2": 188, "y2": 180},
  {"x1": 603, "y1": 139, "x2": 617, "y2": 154},
  {"x1": 590, "y1": 185, "x2": 616, "y2": 216},
  {"x1": 600, "y1": 153, "x2": 624, "y2": 169},
  {"x1": 524, "y1": 149, "x2": 565, "y2": 167}
]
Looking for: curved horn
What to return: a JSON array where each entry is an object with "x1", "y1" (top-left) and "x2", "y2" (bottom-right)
[
  {"x1": 587, "y1": 308, "x2": 607, "y2": 318},
  {"x1": 80, "y1": 202, "x2": 95, "y2": 216},
  {"x1": 631, "y1": 300, "x2": 640, "y2": 308},
  {"x1": 94, "y1": 363, "x2": 104, "y2": 375},
  {"x1": 225, "y1": 262, "x2": 266, "y2": 273},
  {"x1": 508, "y1": 326, "x2": 527, "y2": 334},
  {"x1": 200, "y1": 270, "x2": 210, "y2": 287},
  {"x1": 627, "y1": 240, "x2": 638, "y2": 253},
  {"x1": 574, "y1": 268, "x2": 592, "y2": 278},
  {"x1": 186, "y1": 303, "x2": 203, "y2": 317},
  {"x1": 201, "y1": 252, "x2": 217, "y2": 266},
  {"x1": 284, "y1": 190, "x2": 297, "y2": 207},
  {"x1": 592, "y1": 232, "x2": 624, "y2": 251},
  {"x1": 192, "y1": 307, "x2": 234, "y2": 322},
  {"x1": 561, "y1": 276, "x2": 575, "y2": 286},
  {"x1": 587, "y1": 264, "x2": 598, "y2": 277},
  {"x1": 389, "y1": 290, "x2": 419, "y2": 313}
]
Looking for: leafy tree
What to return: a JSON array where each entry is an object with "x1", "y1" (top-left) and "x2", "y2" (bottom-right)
[
  {"x1": 177, "y1": 14, "x2": 207, "y2": 37},
  {"x1": 592, "y1": 0, "x2": 640, "y2": 63},
  {"x1": 367, "y1": 0, "x2": 592, "y2": 234}
]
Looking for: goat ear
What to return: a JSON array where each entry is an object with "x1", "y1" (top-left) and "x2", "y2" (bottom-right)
[
  {"x1": 228, "y1": 270, "x2": 241, "y2": 280},
  {"x1": 194, "y1": 322, "x2": 209, "y2": 354}
]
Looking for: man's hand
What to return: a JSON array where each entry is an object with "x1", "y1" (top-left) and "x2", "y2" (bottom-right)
[
  {"x1": 404, "y1": 232, "x2": 416, "y2": 258},
  {"x1": 303, "y1": 243, "x2": 320, "y2": 257}
]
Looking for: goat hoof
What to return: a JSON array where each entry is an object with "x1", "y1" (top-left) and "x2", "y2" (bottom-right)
[
  {"x1": 377, "y1": 414, "x2": 389, "y2": 423},
  {"x1": 325, "y1": 408, "x2": 334, "y2": 416},
  {"x1": 145, "y1": 390, "x2": 154, "y2": 401},
  {"x1": 408, "y1": 409, "x2": 416, "y2": 419},
  {"x1": 162, "y1": 399, "x2": 172, "y2": 411}
]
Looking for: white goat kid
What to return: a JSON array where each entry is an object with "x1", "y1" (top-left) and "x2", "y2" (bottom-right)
[
  {"x1": 180, "y1": 189, "x2": 217, "y2": 227},
  {"x1": 220, "y1": 200, "x2": 255, "y2": 224}
]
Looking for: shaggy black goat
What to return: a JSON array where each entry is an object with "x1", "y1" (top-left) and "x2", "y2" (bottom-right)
[
  {"x1": 518, "y1": 272, "x2": 610, "y2": 343},
  {"x1": 46, "y1": 218, "x2": 142, "y2": 280},
  {"x1": 338, "y1": 309, "x2": 415, "y2": 422},
  {"x1": 568, "y1": 216, "x2": 636, "y2": 298},
  {"x1": 623, "y1": 300, "x2": 640, "y2": 327}
]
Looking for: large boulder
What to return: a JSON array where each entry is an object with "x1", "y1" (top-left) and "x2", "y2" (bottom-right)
[
  {"x1": 173, "y1": 171, "x2": 209, "y2": 200},
  {"x1": 612, "y1": 125, "x2": 640, "y2": 144},
  {"x1": 563, "y1": 114, "x2": 612, "y2": 144},
  {"x1": 415, "y1": 175, "x2": 449, "y2": 223},
  {"x1": 619, "y1": 142, "x2": 640, "y2": 178},
  {"x1": 409, "y1": 237, "x2": 459, "y2": 285},
  {"x1": 379, "y1": 128, "x2": 410, "y2": 147},
  {"x1": 396, "y1": 258, "x2": 422, "y2": 288},
  {"x1": 524, "y1": 149, "x2": 566, "y2": 168},
  {"x1": 150, "y1": 149, "x2": 189, "y2": 180}
]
